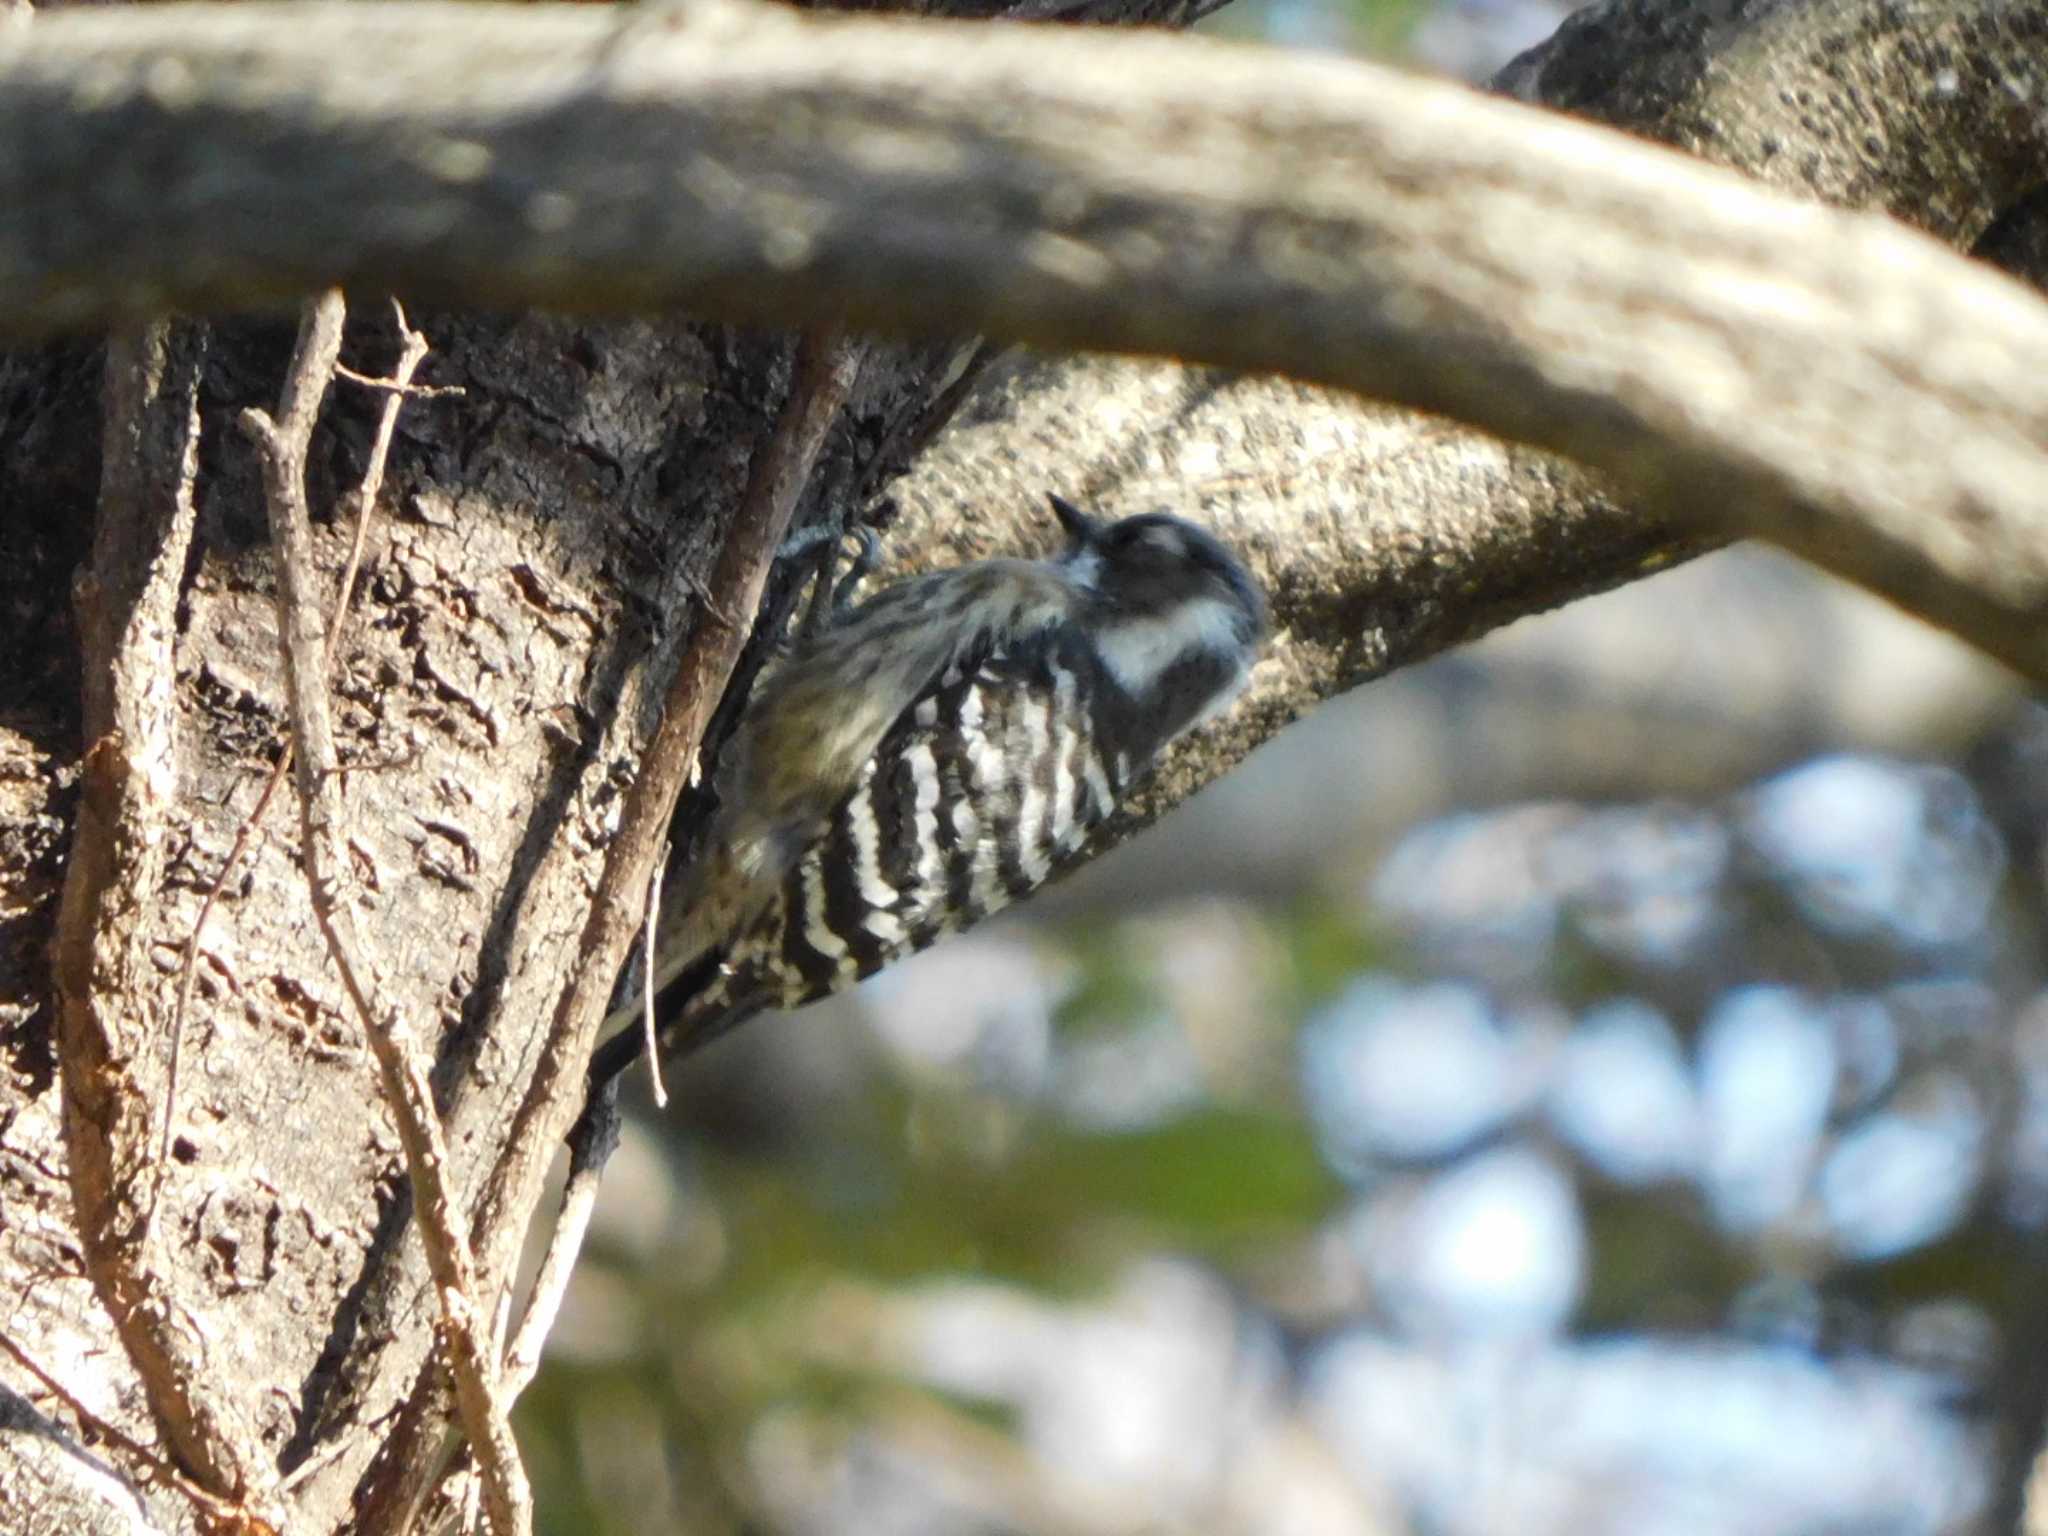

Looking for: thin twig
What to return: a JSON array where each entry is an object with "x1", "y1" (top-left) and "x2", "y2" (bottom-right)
[
  {"x1": 334, "y1": 300, "x2": 430, "y2": 660},
  {"x1": 276, "y1": 1434, "x2": 351, "y2": 1496},
  {"x1": 851, "y1": 339, "x2": 1002, "y2": 515},
  {"x1": 153, "y1": 300, "x2": 431, "y2": 1238},
  {"x1": 502, "y1": 1080, "x2": 622, "y2": 1401},
  {"x1": 239, "y1": 289, "x2": 531, "y2": 1536},
  {"x1": 501, "y1": 328, "x2": 861, "y2": 1414},
  {"x1": 335, "y1": 360, "x2": 463, "y2": 399},
  {"x1": 640, "y1": 859, "x2": 669, "y2": 1109}
]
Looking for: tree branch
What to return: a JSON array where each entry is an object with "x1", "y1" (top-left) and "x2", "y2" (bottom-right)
[
  {"x1": 4, "y1": 0, "x2": 2048, "y2": 673},
  {"x1": 863, "y1": 1, "x2": 2048, "y2": 848},
  {"x1": 467, "y1": 330, "x2": 861, "y2": 1290}
]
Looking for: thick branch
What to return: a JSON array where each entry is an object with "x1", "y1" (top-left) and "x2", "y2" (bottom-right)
[{"x1": 4, "y1": 0, "x2": 2048, "y2": 673}]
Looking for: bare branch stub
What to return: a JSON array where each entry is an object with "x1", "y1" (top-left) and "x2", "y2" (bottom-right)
[{"x1": 237, "y1": 290, "x2": 532, "y2": 1536}]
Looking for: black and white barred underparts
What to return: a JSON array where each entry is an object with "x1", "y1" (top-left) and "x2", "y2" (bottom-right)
[{"x1": 589, "y1": 494, "x2": 1267, "y2": 1092}]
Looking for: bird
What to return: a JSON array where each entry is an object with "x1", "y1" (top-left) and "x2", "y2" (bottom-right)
[{"x1": 587, "y1": 492, "x2": 1267, "y2": 1094}]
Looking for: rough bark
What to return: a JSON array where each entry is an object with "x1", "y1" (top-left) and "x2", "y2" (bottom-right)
[{"x1": 0, "y1": 0, "x2": 2039, "y2": 1533}]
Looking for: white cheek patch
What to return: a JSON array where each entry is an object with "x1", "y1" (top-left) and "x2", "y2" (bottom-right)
[{"x1": 1095, "y1": 596, "x2": 1245, "y2": 696}]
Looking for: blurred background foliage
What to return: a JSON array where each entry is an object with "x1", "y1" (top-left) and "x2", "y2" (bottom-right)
[{"x1": 515, "y1": 4, "x2": 2048, "y2": 1532}]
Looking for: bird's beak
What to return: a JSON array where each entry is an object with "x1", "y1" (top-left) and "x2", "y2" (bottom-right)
[{"x1": 1048, "y1": 493, "x2": 1101, "y2": 545}]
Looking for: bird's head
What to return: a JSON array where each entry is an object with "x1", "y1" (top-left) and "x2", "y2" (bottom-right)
[{"x1": 1048, "y1": 492, "x2": 1266, "y2": 714}]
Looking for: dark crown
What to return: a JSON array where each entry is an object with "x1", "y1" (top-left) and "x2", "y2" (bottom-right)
[{"x1": 1047, "y1": 494, "x2": 1267, "y2": 644}]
